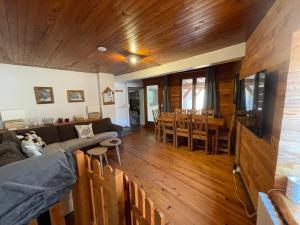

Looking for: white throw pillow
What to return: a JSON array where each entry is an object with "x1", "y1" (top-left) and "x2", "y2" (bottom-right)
[{"x1": 75, "y1": 123, "x2": 94, "y2": 139}]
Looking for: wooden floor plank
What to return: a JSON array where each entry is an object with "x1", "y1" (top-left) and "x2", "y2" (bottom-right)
[{"x1": 109, "y1": 128, "x2": 256, "y2": 225}]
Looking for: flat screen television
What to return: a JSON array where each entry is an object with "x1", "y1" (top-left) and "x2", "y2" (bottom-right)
[{"x1": 236, "y1": 70, "x2": 267, "y2": 138}]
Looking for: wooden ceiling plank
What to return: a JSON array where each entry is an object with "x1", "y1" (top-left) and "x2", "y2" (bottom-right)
[
  {"x1": 0, "y1": 1, "x2": 12, "y2": 63},
  {"x1": 106, "y1": 0, "x2": 264, "y2": 55},
  {"x1": 55, "y1": 0, "x2": 239, "y2": 70},
  {"x1": 0, "y1": 0, "x2": 274, "y2": 74},
  {"x1": 2, "y1": 0, "x2": 19, "y2": 63},
  {"x1": 54, "y1": 0, "x2": 161, "y2": 67},
  {"x1": 43, "y1": 0, "x2": 135, "y2": 68}
]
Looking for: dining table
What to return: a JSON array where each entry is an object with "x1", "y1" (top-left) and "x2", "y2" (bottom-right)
[{"x1": 156, "y1": 116, "x2": 226, "y2": 153}]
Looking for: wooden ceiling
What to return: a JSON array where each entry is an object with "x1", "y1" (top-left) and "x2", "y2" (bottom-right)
[{"x1": 0, "y1": 0, "x2": 274, "y2": 75}]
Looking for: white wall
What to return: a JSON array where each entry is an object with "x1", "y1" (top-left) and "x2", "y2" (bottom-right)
[
  {"x1": 126, "y1": 80, "x2": 143, "y2": 88},
  {"x1": 97, "y1": 77, "x2": 144, "y2": 127},
  {"x1": 98, "y1": 73, "x2": 116, "y2": 123},
  {"x1": 0, "y1": 63, "x2": 100, "y2": 128}
]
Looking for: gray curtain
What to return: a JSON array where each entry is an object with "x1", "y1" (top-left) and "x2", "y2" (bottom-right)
[
  {"x1": 163, "y1": 76, "x2": 170, "y2": 112},
  {"x1": 204, "y1": 67, "x2": 220, "y2": 117},
  {"x1": 237, "y1": 79, "x2": 247, "y2": 111}
]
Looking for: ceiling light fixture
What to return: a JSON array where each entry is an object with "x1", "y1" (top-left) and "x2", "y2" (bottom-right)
[
  {"x1": 126, "y1": 54, "x2": 141, "y2": 65},
  {"x1": 97, "y1": 46, "x2": 107, "y2": 52}
]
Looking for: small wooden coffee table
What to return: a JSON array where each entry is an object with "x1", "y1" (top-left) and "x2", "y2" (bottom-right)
[
  {"x1": 100, "y1": 138, "x2": 122, "y2": 165},
  {"x1": 87, "y1": 147, "x2": 108, "y2": 175}
]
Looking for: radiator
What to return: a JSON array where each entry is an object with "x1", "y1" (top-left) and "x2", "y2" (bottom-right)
[{"x1": 256, "y1": 192, "x2": 284, "y2": 225}]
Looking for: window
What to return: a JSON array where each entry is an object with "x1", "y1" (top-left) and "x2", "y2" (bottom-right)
[
  {"x1": 181, "y1": 79, "x2": 193, "y2": 109},
  {"x1": 195, "y1": 77, "x2": 206, "y2": 110},
  {"x1": 181, "y1": 77, "x2": 206, "y2": 110}
]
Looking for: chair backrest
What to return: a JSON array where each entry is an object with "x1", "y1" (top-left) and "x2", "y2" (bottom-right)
[
  {"x1": 191, "y1": 114, "x2": 208, "y2": 133},
  {"x1": 161, "y1": 112, "x2": 175, "y2": 128},
  {"x1": 161, "y1": 112, "x2": 175, "y2": 122},
  {"x1": 187, "y1": 109, "x2": 200, "y2": 115},
  {"x1": 175, "y1": 108, "x2": 187, "y2": 114},
  {"x1": 201, "y1": 109, "x2": 214, "y2": 116},
  {"x1": 228, "y1": 113, "x2": 236, "y2": 138},
  {"x1": 175, "y1": 113, "x2": 190, "y2": 130},
  {"x1": 152, "y1": 109, "x2": 160, "y2": 123},
  {"x1": 161, "y1": 112, "x2": 174, "y2": 119}
]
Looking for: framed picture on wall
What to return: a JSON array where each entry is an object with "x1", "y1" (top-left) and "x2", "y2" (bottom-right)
[
  {"x1": 67, "y1": 90, "x2": 85, "y2": 102},
  {"x1": 102, "y1": 87, "x2": 115, "y2": 105},
  {"x1": 34, "y1": 87, "x2": 54, "y2": 104}
]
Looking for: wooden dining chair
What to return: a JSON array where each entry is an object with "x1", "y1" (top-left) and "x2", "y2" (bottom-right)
[
  {"x1": 175, "y1": 108, "x2": 187, "y2": 114},
  {"x1": 215, "y1": 113, "x2": 236, "y2": 154},
  {"x1": 187, "y1": 109, "x2": 200, "y2": 115},
  {"x1": 152, "y1": 109, "x2": 160, "y2": 140},
  {"x1": 161, "y1": 112, "x2": 176, "y2": 146},
  {"x1": 201, "y1": 109, "x2": 214, "y2": 116},
  {"x1": 190, "y1": 114, "x2": 209, "y2": 153},
  {"x1": 175, "y1": 113, "x2": 191, "y2": 149}
]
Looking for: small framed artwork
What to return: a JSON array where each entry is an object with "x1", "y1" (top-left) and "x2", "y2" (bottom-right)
[
  {"x1": 34, "y1": 87, "x2": 54, "y2": 104},
  {"x1": 67, "y1": 90, "x2": 85, "y2": 103},
  {"x1": 102, "y1": 87, "x2": 115, "y2": 105}
]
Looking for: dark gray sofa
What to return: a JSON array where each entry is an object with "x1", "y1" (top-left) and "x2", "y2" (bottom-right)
[
  {"x1": 0, "y1": 118, "x2": 122, "y2": 224},
  {"x1": 0, "y1": 118, "x2": 123, "y2": 163}
]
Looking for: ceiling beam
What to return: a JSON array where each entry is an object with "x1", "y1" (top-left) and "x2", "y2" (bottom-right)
[{"x1": 115, "y1": 43, "x2": 245, "y2": 82}]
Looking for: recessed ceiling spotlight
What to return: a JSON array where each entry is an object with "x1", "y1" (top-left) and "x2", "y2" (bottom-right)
[
  {"x1": 126, "y1": 54, "x2": 141, "y2": 65},
  {"x1": 97, "y1": 46, "x2": 107, "y2": 52}
]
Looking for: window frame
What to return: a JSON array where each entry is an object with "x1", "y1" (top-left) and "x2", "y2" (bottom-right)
[{"x1": 180, "y1": 74, "x2": 206, "y2": 110}]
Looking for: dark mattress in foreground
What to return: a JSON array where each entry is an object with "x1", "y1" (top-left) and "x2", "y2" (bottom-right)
[{"x1": 0, "y1": 151, "x2": 77, "y2": 225}]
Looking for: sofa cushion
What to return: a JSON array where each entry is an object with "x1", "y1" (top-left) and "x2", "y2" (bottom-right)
[
  {"x1": 16, "y1": 125, "x2": 60, "y2": 145},
  {"x1": 60, "y1": 138, "x2": 91, "y2": 153},
  {"x1": 92, "y1": 118, "x2": 112, "y2": 134},
  {"x1": 43, "y1": 143, "x2": 65, "y2": 154},
  {"x1": 57, "y1": 124, "x2": 78, "y2": 142},
  {"x1": 0, "y1": 141, "x2": 26, "y2": 167},
  {"x1": 35, "y1": 126, "x2": 60, "y2": 144},
  {"x1": 60, "y1": 131, "x2": 118, "y2": 152},
  {"x1": 1, "y1": 131, "x2": 21, "y2": 146},
  {"x1": 90, "y1": 131, "x2": 118, "y2": 145}
]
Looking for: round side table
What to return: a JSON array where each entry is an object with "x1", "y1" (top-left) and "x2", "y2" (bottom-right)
[
  {"x1": 87, "y1": 147, "x2": 108, "y2": 175},
  {"x1": 100, "y1": 138, "x2": 122, "y2": 165}
]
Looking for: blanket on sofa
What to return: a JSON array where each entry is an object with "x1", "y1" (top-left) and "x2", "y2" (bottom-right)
[{"x1": 0, "y1": 151, "x2": 77, "y2": 225}]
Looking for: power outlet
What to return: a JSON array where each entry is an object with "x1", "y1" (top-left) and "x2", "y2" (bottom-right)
[{"x1": 233, "y1": 165, "x2": 241, "y2": 174}]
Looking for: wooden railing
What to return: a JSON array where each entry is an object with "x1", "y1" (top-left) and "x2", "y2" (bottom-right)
[
  {"x1": 29, "y1": 201, "x2": 66, "y2": 225},
  {"x1": 73, "y1": 150, "x2": 169, "y2": 225}
]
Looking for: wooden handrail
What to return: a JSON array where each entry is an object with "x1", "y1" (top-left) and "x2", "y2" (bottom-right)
[{"x1": 73, "y1": 150, "x2": 167, "y2": 225}]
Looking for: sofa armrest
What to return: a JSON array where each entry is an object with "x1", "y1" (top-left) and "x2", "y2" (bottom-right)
[{"x1": 108, "y1": 124, "x2": 123, "y2": 137}]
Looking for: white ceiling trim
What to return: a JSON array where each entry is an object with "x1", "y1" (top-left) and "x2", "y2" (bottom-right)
[{"x1": 115, "y1": 43, "x2": 246, "y2": 82}]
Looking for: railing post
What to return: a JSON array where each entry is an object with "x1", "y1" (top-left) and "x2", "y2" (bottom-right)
[
  {"x1": 49, "y1": 201, "x2": 66, "y2": 225},
  {"x1": 29, "y1": 219, "x2": 38, "y2": 225},
  {"x1": 73, "y1": 150, "x2": 93, "y2": 225},
  {"x1": 104, "y1": 167, "x2": 126, "y2": 225},
  {"x1": 123, "y1": 175, "x2": 132, "y2": 225}
]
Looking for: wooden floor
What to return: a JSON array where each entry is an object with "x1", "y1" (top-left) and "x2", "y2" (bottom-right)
[{"x1": 109, "y1": 128, "x2": 256, "y2": 225}]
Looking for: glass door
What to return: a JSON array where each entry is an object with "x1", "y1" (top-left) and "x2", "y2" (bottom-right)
[{"x1": 146, "y1": 85, "x2": 159, "y2": 122}]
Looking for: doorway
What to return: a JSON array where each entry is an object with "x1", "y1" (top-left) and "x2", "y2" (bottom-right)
[{"x1": 128, "y1": 88, "x2": 143, "y2": 128}]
